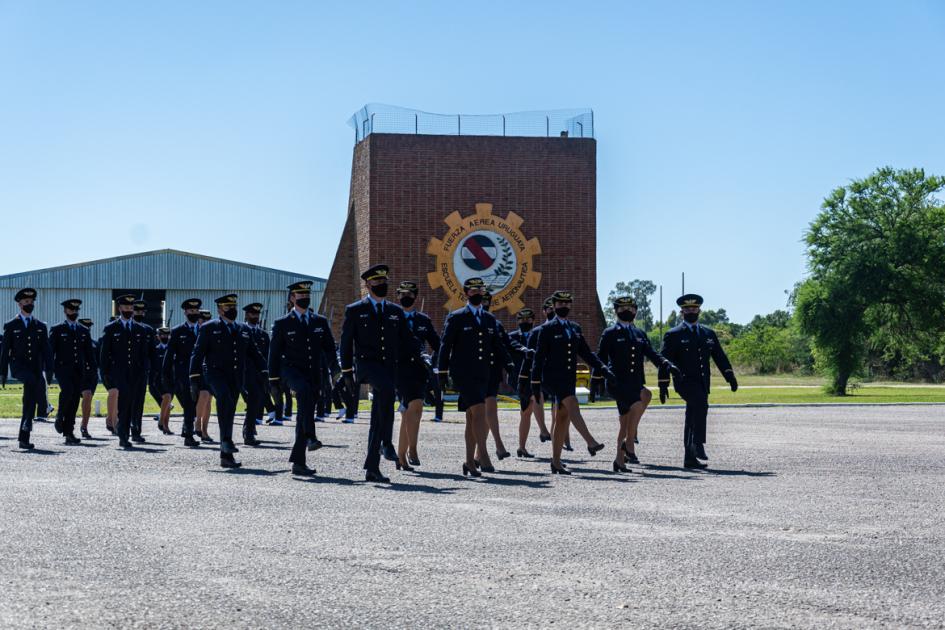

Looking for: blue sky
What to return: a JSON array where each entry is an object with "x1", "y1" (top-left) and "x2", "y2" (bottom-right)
[{"x1": 1, "y1": 0, "x2": 943, "y2": 323}]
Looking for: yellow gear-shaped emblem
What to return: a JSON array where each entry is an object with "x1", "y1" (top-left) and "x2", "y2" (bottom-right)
[{"x1": 427, "y1": 203, "x2": 542, "y2": 314}]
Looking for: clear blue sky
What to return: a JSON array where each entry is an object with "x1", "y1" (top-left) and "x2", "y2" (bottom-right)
[{"x1": 2, "y1": 1, "x2": 943, "y2": 323}]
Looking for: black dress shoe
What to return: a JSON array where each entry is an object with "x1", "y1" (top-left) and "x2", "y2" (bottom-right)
[
  {"x1": 625, "y1": 452, "x2": 640, "y2": 465},
  {"x1": 550, "y1": 463, "x2": 572, "y2": 475},
  {"x1": 184, "y1": 436, "x2": 201, "y2": 447},
  {"x1": 381, "y1": 444, "x2": 398, "y2": 461},
  {"x1": 496, "y1": 450, "x2": 511, "y2": 460},
  {"x1": 407, "y1": 455, "x2": 421, "y2": 466},
  {"x1": 462, "y1": 463, "x2": 481, "y2": 478},
  {"x1": 539, "y1": 433, "x2": 551, "y2": 443},
  {"x1": 613, "y1": 462, "x2": 630, "y2": 473},
  {"x1": 64, "y1": 434, "x2": 81, "y2": 445},
  {"x1": 221, "y1": 441, "x2": 239, "y2": 454},
  {"x1": 244, "y1": 436, "x2": 260, "y2": 447},
  {"x1": 695, "y1": 443, "x2": 708, "y2": 460},
  {"x1": 516, "y1": 448, "x2": 534, "y2": 458},
  {"x1": 307, "y1": 438, "x2": 323, "y2": 451},
  {"x1": 200, "y1": 435, "x2": 215, "y2": 444},
  {"x1": 395, "y1": 461, "x2": 414, "y2": 472},
  {"x1": 563, "y1": 443, "x2": 574, "y2": 452},
  {"x1": 19, "y1": 441, "x2": 35, "y2": 451},
  {"x1": 292, "y1": 464, "x2": 316, "y2": 476},
  {"x1": 119, "y1": 440, "x2": 133, "y2": 449},
  {"x1": 81, "y1": 428, "x2": 92, "y2": 439},
  {"x1": 365, "y1": 470, "x2": 390, "y2": 483},
  {"x1": 684, "y1": 457, "x2": 708, "y2": 469},
  {"x1": 587, "y1": 442, "x2": 605, "y2": 457},
  {"x1": 220, "y1": 457, "x2": 242, "y2": 469},
  {"x1": 131, "y1": 435, "x2": 146, "y2": 443}
]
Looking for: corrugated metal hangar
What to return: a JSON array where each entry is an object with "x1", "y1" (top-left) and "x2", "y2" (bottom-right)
[{"x1": 0, "y1": 250, "x2": 325, "y2": 332}]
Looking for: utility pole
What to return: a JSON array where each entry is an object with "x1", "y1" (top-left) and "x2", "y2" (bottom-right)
[{"x1": 659, "y1": 285, "x2": 663, "y2": 337}]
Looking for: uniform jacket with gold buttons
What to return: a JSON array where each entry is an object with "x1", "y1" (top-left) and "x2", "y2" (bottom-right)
[
  {"x1": 99, "y1": 318, "x2": 151, "y2": 387},
  {"x1": 49, "y1": 320, "x2": 94, "y2": 381},
  {"x1": 162, "y1": 323, "x2": 200, "y2": 387},
  {"x1": 657, "y1": 323, "x2": 733, "y2": 392},
  {"x1": 1, "y1": 316, "x2": 53, "y2": 381},
  {"x1": 594, "y1": 323, "x2": 671, "y2": 386},
  {"x1": 530, "y1": 318, "x2": 606, "y2": 386},
  {"x1": 190, "y1": 319, "x2": 267, "y2": 384},
  {"x1": 270, "y1": 309, "x2": 339, "y2": 379},
  {"x1": 340, "y1": 298, "x2": 416, "y2": 374},
  {"x1": 437, "y1": 305, "x2": 505, "y2": 382}
]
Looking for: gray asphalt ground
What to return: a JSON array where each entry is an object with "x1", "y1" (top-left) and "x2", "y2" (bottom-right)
[{"x1": 1, "y1": 405, "x2": 944, "y2": 629}]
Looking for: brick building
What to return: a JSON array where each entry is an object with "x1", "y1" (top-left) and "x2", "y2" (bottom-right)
[{"x1": 322, "y1": 106, "x2": 605, "y2": 343}]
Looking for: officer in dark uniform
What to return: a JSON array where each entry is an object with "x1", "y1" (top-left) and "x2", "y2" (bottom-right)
[
  {"x1": 658, "y1": 294, "x2": 738, "y2": 469},
  {"x1": 508, "y1": 308, "x2": 549, "y2": 457},
  {"x1": 129, "y1": 299, "x2": 156, "y2": 442},
  {"x1": 78, "y1": 318, "x2": 98, "y2": 439},
  {"x1": 340, "y1": 265, "x2": 417, "y2": 483},
  {"x1": 49, "y1": 298, "x2": 94, "y2": 444},
  {"x1": 269, "y1": 281, "x2": 340, "y2": 476},
  {"x1": 162, "y1": 298, "x2": 203, "y2": 447},
  {"x1": 151, "y1": 327, "x2": 174, "y2": 435},
  {"x1": 478, "y1": 290, "x2": 518, "y2": 464},
  {"x1": 240, "y1": 302, "x2": 269, "y2": 446},
  {"x1": 189, "y1": 294, "x2": 267, "y2": 468},
  {"x1": 394, "y1": 280, "x2": 440, "y2": 470},
  {"x1": 436, "y1": 277, "x2": 506, "y2": 477},
  {"x1": 1, "y1": 288, "x2": 53, "y2": 450},
  {"x1": 531, "y1": 290, "x2": 615, "y2": 474},
  {"x1": 594, "y1": 297, "x2": 679, "y2": 472},
  {"x1": 99, "y1": 294, "x2": 151, "y2": 449}
]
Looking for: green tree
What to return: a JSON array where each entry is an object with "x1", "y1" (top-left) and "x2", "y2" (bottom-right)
[
  {"x1": 796, "y1": 167, "x2": 945, "y2": 394},
  {"x1": 604, "y1": 279, "x2": 657, "y2": 329}
]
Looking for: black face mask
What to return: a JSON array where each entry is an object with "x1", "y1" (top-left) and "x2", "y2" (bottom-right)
[
  {"x1": 518, "y1": 322, "x2": 533, "y2": 332},
  {"x1": 133, "y1": 314, "x2": 144, "y2": 322},
  {"x1": 545, "y1": 310, "x2": 554, "y2": 321},
  {"x1": 223, "y1": 308, "x2": 238, "y2": 321},
  {"x1": 120, "y1": 309, "x2": 134, "y2": 320},
  {"x1": 186, "y1": 313, "x2": 200, "y2": 323},
  {"x1": 295, "y1": 297, "x2": 311, "y2": 310},
  {"x1": 683, "y1": 312, "x2": 699, "y2": 324},
  {"x1": 467, "y1": 294, "x2": 483, "y2": 306},
  {"x1": 554, "y1": 306, "x2": 570, "y2": 319},
  {"x1": 21, "y1": 303, "x2": 35, "y2": 314},
  {"x1": 617, "y1": 311, "x2": 635, "y2": 322},
  {"x1": 371, "y1": 283, "x2": 389, "y2": 298},
  {"x1": 399, "y1": 296, "x2": 415, "y2": 309},
  {"x1": 66, "y1": 312, "x2": 79, "y2": 321},
  {"x1": 245, "y1": 316, "x2": 260, "y2": 326}
]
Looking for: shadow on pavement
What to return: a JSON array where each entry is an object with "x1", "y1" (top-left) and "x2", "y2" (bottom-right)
[
  {"x1": 294, "y1": 474, "x2": 359, "y2": 486},
  {"x1": 209, "y1": 467, "x2": 287, "y2": 477},
  {"x1": 14, "y1": 448, "x2": 61, "y2": 455},
  {"x1": 376, "y1": 482, "x2": 460, "y2": 495},
  {"x1": 643, "y1": 463, "x2": 775, "y2": 478}
]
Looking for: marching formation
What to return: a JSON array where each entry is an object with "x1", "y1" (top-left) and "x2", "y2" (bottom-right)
[{"x1": 0, "y1": 266, "x2": 738, "y2": 481}]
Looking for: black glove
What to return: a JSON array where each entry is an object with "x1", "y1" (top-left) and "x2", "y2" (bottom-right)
[
  {"x1": 668, "y1": 363, "x2": 682, "y2": 378},
  {"x1": 588, "y1": 378, "x2": 598, "y2": 403},
  {"x1": 727, "y1": 372, "x2": 738, "y2": 392},
  {"x1": 190, "y1": 377, "x2": 201, "y2": 402},
  {"x1": 659, "y1": 384, "x2": 669, "y2": 404},
  {"x1": 603, "y1": 367, "x2": 617, "y2": 384}
]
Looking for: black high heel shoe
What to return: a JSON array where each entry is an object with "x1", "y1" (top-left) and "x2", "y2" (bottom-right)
[
  {"x1": 613, "y1": 462, "x2": 629, "y2": 473},
  {"x1": 408, "y1": 455, "x2": 421, "y2": 466},
  {"x1": 473, "y1": 459, "x2": 496, "y2": 473},
  {"x1": 588, "y1": 442, "x2": 605, "y2": 457},
  {"x1": 496, "y1": 450, "x2": 511, "y2": 460},
  {"x1": 550, "y1": 463, "x2": 572, "y2": 475},
  {"x1": 462, "y1": 463, "x2": 482, "y2": 478},
  {"x1": 396, "y1": 460, "x2": 415, "y2": 472},
  {"x1": 516, "y1": 448, "x2": 534, "y2": 458},
  {"x1": 539, "y1": 433, "x2": 551, "y2": 443}
]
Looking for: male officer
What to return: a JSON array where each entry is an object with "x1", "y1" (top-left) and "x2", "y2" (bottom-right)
[
  {"x1": 340, "y1": 265, "x2": 417, "y2": 483},
  {"x1": 241, "y1": 302, "x2": 269, "y2": 446},
  {"x1": 508, "y1": 308, "x2": 550, "y2": 457},
  {"x1": 78, "y1": 318, "x2": 98, "y2": 439},
  {"x1": 189, "y1": 294, "x2": 267, "y2": 468},
  {"x1": 162, "y1": 298, "x2": 203, "y2": 447},
  {"x1": 437, "y1": 277, "x2": 506, "y2": 476},
  {"x1": 393, "y1": 280, "x2": 440, "y2": 469},
  {"x1": 658, "y1": 294, "x2": 738, "y2": 469},
  {"x1": 49, "y1": 299, "x2": 94, "y2": 444},
  {"x1": 129, "y1": 299, "x2": 157, "y2": 442},
  {"x1": 150, "y1": 327, "x2": 173, "y2": 434},
  {"x1": 269, "y1": 281, "x2": 340, "y2": 476},
  {"x1": 1, "y1": 288, "x2": 53, "y2": 450},
  {"x1": 531, "y1": 291, "x2": 615, "y2": 474},
  {"x1": 99, "y1": 294, "x2": 151, "y2": 449},
  {"x1": 595, "y1": 297, "x2": 679, "y2": 471}
]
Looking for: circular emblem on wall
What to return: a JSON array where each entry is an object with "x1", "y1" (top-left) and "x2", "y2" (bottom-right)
[{"x1": 427, "y1": 203, "x2": 541, "y2": 314}]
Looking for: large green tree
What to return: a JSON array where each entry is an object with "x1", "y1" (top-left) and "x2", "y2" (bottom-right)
[
  {"x1": 796, "y1": 167, "x2": 945, "y2": 394},
  {"x1": 605, "y1": 279, "x2": 657, "y2": 329}
]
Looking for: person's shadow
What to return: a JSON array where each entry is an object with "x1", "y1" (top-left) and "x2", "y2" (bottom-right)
[
  {"x1": 210, "y1": 467, "x2": 286, "y2": 477},
  {"x1": 642, "y1": 463, "x2": 775, "y2": 478}
]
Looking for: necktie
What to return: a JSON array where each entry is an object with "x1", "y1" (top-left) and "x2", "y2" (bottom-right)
[
  {"x1": 564, "y1": 321, "x2": 572, "y2": 338},
  {"x1": 23, "y1": 317, "x2": 30, "y2": 328}
]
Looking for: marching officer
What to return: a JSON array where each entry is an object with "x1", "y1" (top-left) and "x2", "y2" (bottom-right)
[
  {"x1": 340, "y1": 265, "x2": 417, "y2": 483},
  {"x1": 594, "y1": 297, "x2": 679, "y2": 472},
  {"x1": 393, "y1": 280, "x2": 440, "y2": 470},
  {"x1": 436, "y1": 277, "x2": 506, "y2": 477},
  {"x1": 478, "y1": 290, "x2": 518, "y2": 464},
  {"x1": 162, "y1": 298, "x2": 203, "y2": 447},
  {"x1": 658, "y1": 294, "x2": 738, "y2": 469},
  {"x1": 99, "y1": 294, "x2": 151, "y2": 449},
  {"x1": 49, "y1": 299, "x2": 94, "y2": 444},
  {"x1": 1, "y1": 288, "x2": 53, "y2": 450},
  {"x1": 531, "y1": 290, "x2": 615, "y2": 474},
  {"x1": 151, "y1": 327, "x2": 173, "y2": 435},
  {"x1": 269, "y1": 281, "x2": 340, "y2": 476},
  {"x1": 189, "y1": 294, "x2": 267, "y2": 468},
  {"x1": 241, "y1": 302, "x2": 269, "y2": 446},
  {"x1": 195, "y1": 308, "x2": 214, "y2": 441},
  {"x1": 508, "y1": 307, "x2": 550, "y2": 457},
  {"x1": 78, "y1": 317, "x2": 98, "y2": 439},
  {"x1": 130, "y1": 299, "x2": 156, "y2": 442}
]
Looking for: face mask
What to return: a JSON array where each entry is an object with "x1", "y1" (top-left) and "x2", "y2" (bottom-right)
[
  {"x1": 683, "y1": 312, "x2": 699, "y2": 324},
  {"x1": 295, "y1": 297, "x2": 311, "y2": 310},
  {"x1": 66, "y1": 312, "x2": 79, "y2": 322},
  {"x1": 467, "y1": 293, "x2": 483, "y2": 306},
  {"x1": 399, "y1": 296, "x2": 416, "y2": 308},
  {"x1": 617, "y1": 311, "x2": 635, "y2": 322},
  {"x1": 223, "y1": 308, "x2": 238, "y2": 321},
  {"x1": 555, "y1": 306, "x2": 570, "y2": 318},
  {"x1": 120, "y1": 309, "x2": 134, "y2": 320},
  {"x1": 21, "y1": 303, "x2": 35, "y2": 314},
  {"x1": 545, "y1": 310, "x2": 554, "y2": 321},
  {"x1": 518, "y1": 322, "x2": 533, "y2": 332},
  {"x1": 133, "y1": 314, "x2": 144, "y2": 322},
  {"x1": 371, "y1": 283, "x2": 388, "y2": 298},
  {"x1": 246, "y1": 316, "x2": 260, "y2": 325},
  {"x1": 186, "y1": 313, "x2": 200, "y2": 323}
]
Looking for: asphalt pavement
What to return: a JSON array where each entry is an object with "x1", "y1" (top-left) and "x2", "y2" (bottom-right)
[{"x1": 1, "y1": 405, "x2": 943, "y2": 629}]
